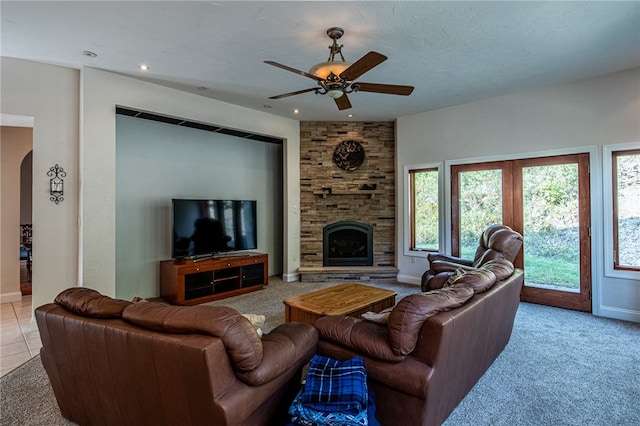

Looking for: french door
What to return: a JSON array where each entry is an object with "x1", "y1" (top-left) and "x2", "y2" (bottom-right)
[{"x1": 451, "y1": 153, "x2": 591, "y2": 312}]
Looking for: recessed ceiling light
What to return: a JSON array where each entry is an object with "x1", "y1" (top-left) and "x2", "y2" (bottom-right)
[
  {"x1": 139, "y1": 64, "x2": 149, "y2": 71},
  {"x1": 82, "y1": 51, "x2": 97, "y2": 58},
  {"x1": 293, "y1": 109, "x2": 299, "y2": 114},
  {"x1": 348, "y1": 114, "x2": 353, "y2": 118}
]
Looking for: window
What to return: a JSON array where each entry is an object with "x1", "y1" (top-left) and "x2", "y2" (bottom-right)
[
  {"x1": 455, "y1": 165, "x2": 505, "y2": 259},
  {"x1": 408, "y1": 166, "x2": 440, "y2": 252},
  {"x1": 451, "y1": 154, "x2": 592, "y2": 312},
  {"x1": 612, "y1": 149, "x2": 640, "y2": 271}
]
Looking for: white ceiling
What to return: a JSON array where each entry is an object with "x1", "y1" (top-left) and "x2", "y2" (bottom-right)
[{"x1": 2, "y1": 1, "x2": 639, "y2": 122}]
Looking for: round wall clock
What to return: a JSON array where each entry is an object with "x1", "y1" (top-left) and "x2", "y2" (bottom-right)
[{"x1": 333, "y1": 140, "x2": 365, "y2": 171}]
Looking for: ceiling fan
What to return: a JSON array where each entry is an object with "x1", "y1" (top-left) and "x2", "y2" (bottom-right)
[{"x1": 264, "y1": 27, "x2": 414, "y2": 111}]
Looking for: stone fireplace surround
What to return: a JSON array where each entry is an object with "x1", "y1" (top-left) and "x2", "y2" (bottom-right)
[{"x1": 298, "y1": 121, "x2": 398, "y2": 282}]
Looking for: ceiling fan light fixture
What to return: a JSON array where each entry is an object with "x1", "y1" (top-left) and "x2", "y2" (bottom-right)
[
  {"x1": 264, "y1": 26, "x2": 414, "y2": 111},
  {"x1": 309, "y1": 61, "x2": 352, "y2": 80},
  {"x1": 327, "y1": 89, "x2": 344, "y2": 99}
]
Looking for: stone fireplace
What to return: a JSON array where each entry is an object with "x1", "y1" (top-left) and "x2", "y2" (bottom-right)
[
  {"x1": 298, "y1": 121, "x2": 398, "y2": 282},
  {"x1": 323, "y1": 221, "x2": 373, "y2": 266}
]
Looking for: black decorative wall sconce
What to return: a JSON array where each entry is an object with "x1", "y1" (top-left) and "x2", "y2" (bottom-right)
[{"x1": 48, "y1": 164, "x2": 66, "y2": 204}]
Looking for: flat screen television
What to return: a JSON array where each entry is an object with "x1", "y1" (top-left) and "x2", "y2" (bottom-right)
[{"x1": 172, "y1": 199, "x2": 257, "y2": 259}]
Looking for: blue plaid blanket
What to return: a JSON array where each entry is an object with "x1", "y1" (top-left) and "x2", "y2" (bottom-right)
[
  {"x1": 289, "y1": 390, "x2": 369, "y2": 426},
  {"x1": 300, "y1": 355, "x2": 368, "y2": 415}
]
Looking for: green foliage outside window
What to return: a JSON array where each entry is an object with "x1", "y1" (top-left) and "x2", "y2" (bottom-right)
[
  {"x1": 458, "y1": 164, "x2": 582, "y2": 288},
  {"x1": 523, "y1": 164, "x2": 580, "y2": 260},
  {"x1": 523, "y1": 164, "x2": 580, "y2": 288},
  {"x1": 615, "y1": 152, "x2": 640, "y2": 269},
  {"x1": 412, "y1": 169, "x2": 439, "y2": 251},
  {"x1": 459, "y1": 170, "x2": 502, "y2": 258}
]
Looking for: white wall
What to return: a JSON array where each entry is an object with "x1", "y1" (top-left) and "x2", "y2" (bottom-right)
[
  {"x1": 0, "y1": 58, "x2": 79, "y2": 311},
  {"x1": 115, "y1": 115, "x2": 283, "y2": 300},
  {"x1": 82, "y1": 68, "x2": 301, "y2": 297},
  {"x1": 396, "y1": 68, "x2": 640, "y2": 322}
]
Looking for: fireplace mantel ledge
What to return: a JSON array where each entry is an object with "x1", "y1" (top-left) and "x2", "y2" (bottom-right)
[{"x1": 312, "y1": 189, "x2": 382, "y2": 199}]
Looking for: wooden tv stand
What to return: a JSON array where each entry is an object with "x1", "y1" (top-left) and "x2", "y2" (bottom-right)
[{"x1": 159, "y1": 252, "x2": 268, "y2": 305}]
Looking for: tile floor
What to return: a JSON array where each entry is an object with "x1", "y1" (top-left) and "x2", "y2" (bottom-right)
[{"x1": 0, "y1": 296, "x2": 40, "y2": 377}]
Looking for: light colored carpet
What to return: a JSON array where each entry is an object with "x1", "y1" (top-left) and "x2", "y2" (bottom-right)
[
  {"x1": 444, "y1": 302, "x2": 640, "y2": 426},
  {"x1": 2, "y1": 278, "x2": 639, "y2": 426},
  {"x1": 204, "y1": 277, "x2": 418, "y2": 333}
]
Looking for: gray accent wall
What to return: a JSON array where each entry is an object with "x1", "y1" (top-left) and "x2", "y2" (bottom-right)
[{"x1": 115, "y1": 115, "x2": 283, "y2": 300}]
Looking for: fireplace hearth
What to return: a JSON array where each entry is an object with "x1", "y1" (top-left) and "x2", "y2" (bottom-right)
[{"x1": 323, "y1": 221, "x2": 373, "y2": 266}]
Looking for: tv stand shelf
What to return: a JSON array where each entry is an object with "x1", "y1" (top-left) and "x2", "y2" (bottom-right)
[{"x1": 160, "y1": 252, "x2": 268, "y2": 305}]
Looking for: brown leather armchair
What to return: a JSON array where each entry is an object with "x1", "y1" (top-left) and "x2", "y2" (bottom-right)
[
  {"x1": 35, "y1": 288, "x2": 319, "y2": 426},
  {"x1": 421, "y1": 224, "x2": 523, "y2": 291}
]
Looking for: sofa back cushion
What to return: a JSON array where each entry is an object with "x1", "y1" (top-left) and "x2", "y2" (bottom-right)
[
  {"x1": 314, "y1": 315, "x2": 406, "y2": 362},
  {"x1": 387, "y1": 285, "x2": 474, "y2": 356},
  {"x1": 480, "y1": 259, "x2": 515, "y2": 281},
  {"x1": 448, "y1": 268, "x2": 497, "y2": 294},
  {"x1": 55, "y1": 287, "x2": 131, "y2": 318},
  {"x1": 122, "y1": 302, "x2": 263, "y2": 372}
]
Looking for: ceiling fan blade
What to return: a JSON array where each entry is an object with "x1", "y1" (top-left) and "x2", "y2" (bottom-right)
[
  {"x1": 334, "y1": 94, "x2": 352, "y2": 110},
  {"x1": 355, "y1": 82, "x2": 415, "y2": 96},
  {"x1": 339, "y1": 51, "x2": 387, "y2": 81},
  {"x1": 268, "y1": 87, "x2": 316, "y2": 100},
  {"x1": 264, "y1": 61, "x2": 322, "y2": 81}
]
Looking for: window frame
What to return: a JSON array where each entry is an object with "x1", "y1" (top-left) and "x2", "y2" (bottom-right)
[
  {"x1": 603, "y1": 143, "x2": 640, "y2": 279},
  {"x1": 404, "y1": 163, "x2": 443, "y2": 257},
  {"x1": 611, "y1": 147, "x2": 640, "y2": 272}
]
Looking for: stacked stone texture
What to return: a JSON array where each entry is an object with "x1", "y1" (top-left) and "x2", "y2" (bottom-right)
[{"x1": 300, "y1": 121, "x2": 395, "y2": 267}]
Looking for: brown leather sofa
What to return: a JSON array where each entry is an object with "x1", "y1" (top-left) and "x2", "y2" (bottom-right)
[
  {"x1": 422, "y1": 224, "x2": 523, "y2": 291},
  {"x1": 35, "y1": 288, "x2": 318, "y2": 426},
  {"x1": 314, "y1": 261, "x2": 524, "y2": 426}
]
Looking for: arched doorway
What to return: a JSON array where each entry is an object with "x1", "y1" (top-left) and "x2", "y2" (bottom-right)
[
  {"x1": 0, "y1": 124, "x2": 33, "y2": 302},
  {"x1": 20, "y1": 151, "x2": 33, "y2": 295}
]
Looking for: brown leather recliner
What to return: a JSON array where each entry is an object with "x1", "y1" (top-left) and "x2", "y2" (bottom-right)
[
  {"x1": 421, "y1": 224, "x2": 523, "y2": 291},
  {"x1": 35, "y1": 288, "x2": 319, "y2": 426}
]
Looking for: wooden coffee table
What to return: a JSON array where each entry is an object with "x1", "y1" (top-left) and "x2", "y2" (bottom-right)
[{"x1": 283, "y1": 282, "x2": 397, "y2": 325}]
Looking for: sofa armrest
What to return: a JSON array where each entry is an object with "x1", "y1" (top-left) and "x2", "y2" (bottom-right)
[
  {"x1": 314, "y1": 316, "x2": 406, "y2": 362},
  {"x1": 421, "y1": 271, "x2": 451, "y2": 291},
  {"x1": 427, "y1": 253, "x2": 474, "y2": 267},
  {"x1": 236, "y1": 322, "x2": 318, "y2": 386},
  {"x1": 430, "y1": 260, "x2": 476, "y2": 274}
]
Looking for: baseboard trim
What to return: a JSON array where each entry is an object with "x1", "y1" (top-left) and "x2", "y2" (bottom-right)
[
  {"x1": 597, "y1": 305, "x2": 640, "y2": 323},
  {"x1": 0, "y1": 291, "x2": 23, "y2": 304},
  {"x1": 397, "y1": 274, "x2": 421, "y2": 286},
  {"x1": 281, "y1": 273, "x2": 299, "y2": 282}
]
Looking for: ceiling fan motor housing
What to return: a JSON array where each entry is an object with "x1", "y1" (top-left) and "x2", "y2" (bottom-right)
[{"x1": 326, "y1": 27, "x2": 344, "y2": 40}]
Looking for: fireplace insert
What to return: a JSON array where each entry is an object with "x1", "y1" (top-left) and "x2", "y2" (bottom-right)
[{"x1": 323, "y1": 221, "x2": 373, "y2": 266}]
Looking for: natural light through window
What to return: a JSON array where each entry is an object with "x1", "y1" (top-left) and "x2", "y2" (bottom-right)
[
  {"x1": 458, "y1": 169, "x2": 502, "y2": 259},
  {"x1": 613, "y1": 149, "x2": 640, "y2": 270},
  {"x1": 409, "y1": 167, "x2": 439, "y2": 251}
]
